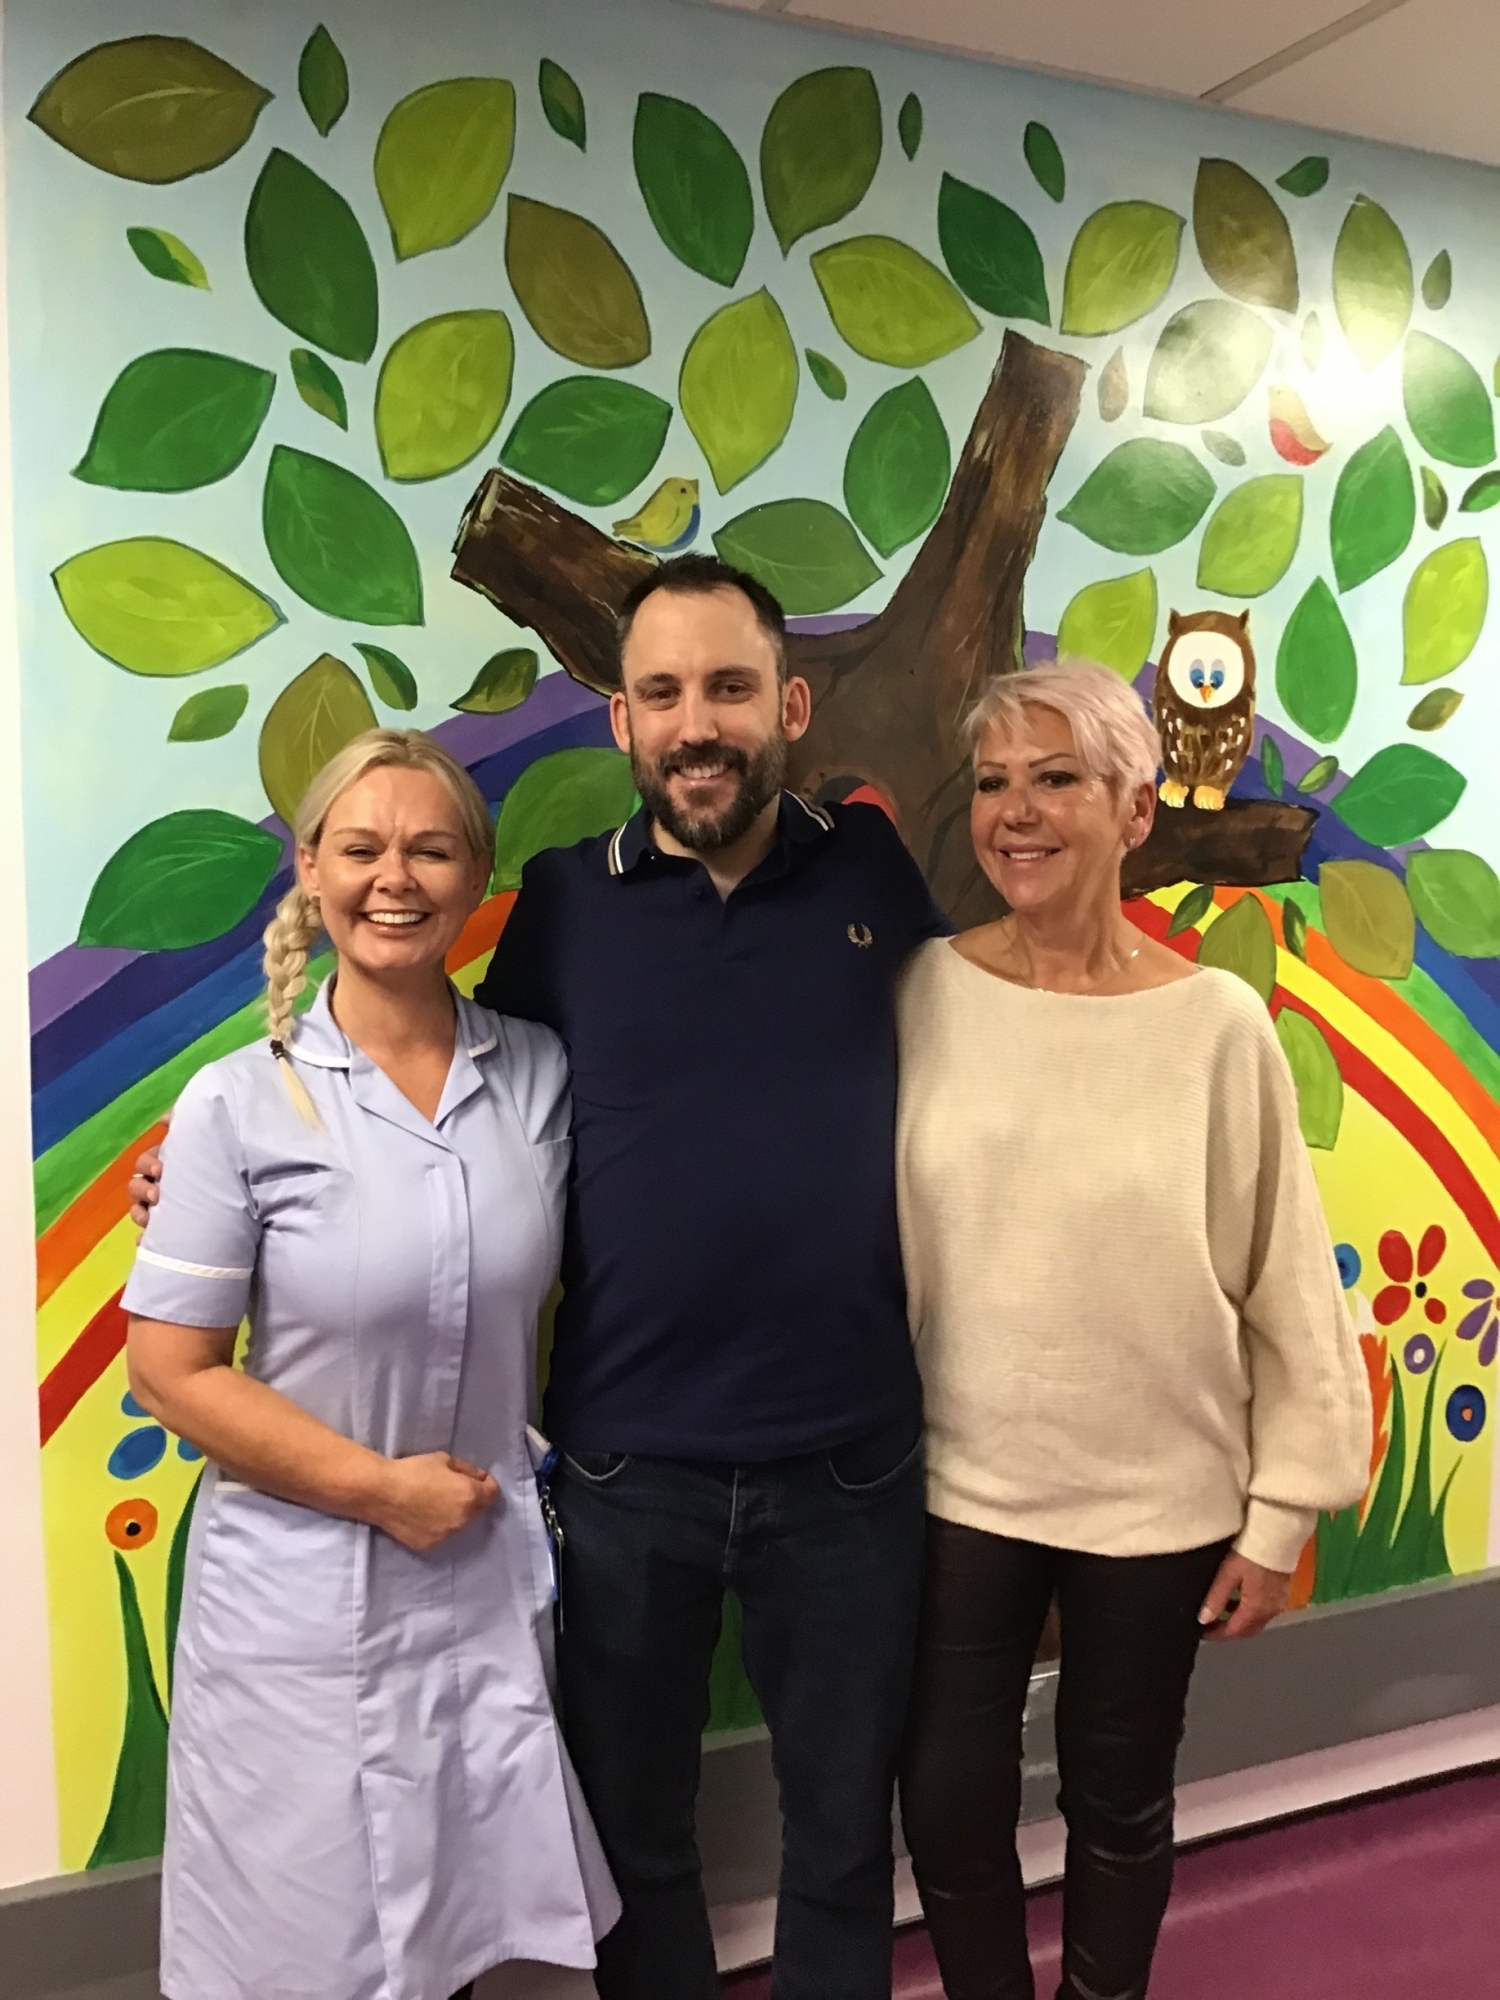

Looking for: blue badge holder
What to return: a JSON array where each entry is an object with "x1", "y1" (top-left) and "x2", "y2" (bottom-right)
[{"x1": 526, "y1": 1424, "x2": 564, "y2": 1621}]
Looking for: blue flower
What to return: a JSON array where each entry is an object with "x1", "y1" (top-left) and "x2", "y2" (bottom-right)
[
  {"x1": 1447, "y1": 1385, "x2": 1486, "y2": 1444},
  {"x1": 1334, "y1": 1243, "x2": 1361, "y2": 1290},
  {"x1": 108, "y1": 1425, "x2": 167, "y2": 1479}
]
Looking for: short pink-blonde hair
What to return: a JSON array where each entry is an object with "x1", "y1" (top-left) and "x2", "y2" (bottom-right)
[{"x1": 964, "y1": 660, "x2": 1162, "y2": 795}]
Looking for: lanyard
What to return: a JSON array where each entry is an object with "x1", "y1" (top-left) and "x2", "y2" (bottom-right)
[{"x1": 526, "y1": 1425, "x2": 564, "y2": 1623}]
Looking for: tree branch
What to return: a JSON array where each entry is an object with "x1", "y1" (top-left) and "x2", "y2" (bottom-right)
[{"x1": 1123, "y1": 799, "x2": 1317, "y2": 898}]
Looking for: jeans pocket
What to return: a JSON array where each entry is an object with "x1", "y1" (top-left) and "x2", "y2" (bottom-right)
[
  {"x1": 561, "y1": 1449, "x2": 633, "y2": 1485},
  {"x1": 827, "y1": 1418, "x2": 925, "y2": 1495}
]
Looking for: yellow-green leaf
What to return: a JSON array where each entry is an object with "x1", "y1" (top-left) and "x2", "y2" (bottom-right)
[
  {"x1": 376, "y1": 310, "x2": 514, "y2": 482},
  {"x1": 355, "y1": 644, "x2": 418, "y2": 711},
  {"x1": 290, "y1": 348, "x2": 347, "y2": 429},
  {"x1": 1197, "y1": 893, "x2": 1277, "y2": 1003},
  {"x1": 1056, "y1": 569, "x2": 1157, "y2": 679},
  {"x1": 29, "y1": 35, "x2": 270, "y2": 183},
  {"x1": 54, "y1": 538, "x2": 281, "y2": 676},
  {"x1": 375, "y1": 79, "x2": 516, "y2": 260},
  {"x1": 1334, "y1": 196, "x2": 1412, "y2": 370},
  {"x1": 259, "y1": 654, "x2": 377, "y2": 827},
  {"x1": 506, "y1": 195, "x2": 650, "y2": 369},
  {"x1": 126, "y1": 226, "x2": 208, "y2": 288},
  {"x1": 452, "y1": 647, "x2": 537, "y2": 714},
  {"x1": 1194, "y1": 159, "x2": 1298, "y2": 313},
  {"x1": 1319, "y1": 859, "x2": 1415, "y2": 977},
  {"x1": 1402, "y1": 538, "x2": 1488, "y2": 684},
  {"x1": 1276, "y1": 1008, "x2": 1343, "y2": 1148},
  {"x1": 1060, "y1": 203, "x2": 1183, "y2": 337},
  {"x1": 1098, "y1": 349, "x2": 1129, "y2": 422},
  {"x1": 1196, "y1": 474, "x2": 1302, "y2": 598},
  {"x1": 167, "y1": 684, "x2": 249, "y2": 741},
  {"x1": 680, "y1": 290, "x2": 797, "y2": 494},
  {"x1": 811, "y1": 236, "x2": 978, "y2": 368},
  {"x1": 1407, "y1": 687, "x2": 1463, "y2": 732},
  {"x1": 761, "y1": 68, "x2": 881, "y2": 256},
  {"x1": 1144, "y1": 299, "x2": 1273, "y2": 425}
]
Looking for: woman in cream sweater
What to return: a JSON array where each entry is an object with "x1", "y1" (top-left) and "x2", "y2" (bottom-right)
[{"x1": 896, "y1": 662, "x2": 1370, "y2": 2000}]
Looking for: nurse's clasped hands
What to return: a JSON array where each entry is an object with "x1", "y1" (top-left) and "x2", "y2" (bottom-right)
[{"x1": 369, "y1": 1452, "x2": 500, "y2": 1552}]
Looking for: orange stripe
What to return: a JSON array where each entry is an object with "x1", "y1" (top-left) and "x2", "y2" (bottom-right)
[
  {"x1": 445, "y1": 890, "x2": 515, "y2": 977},
  {"x1": 36, "y1": 1120, "x2": 167, "y2": 1308}
]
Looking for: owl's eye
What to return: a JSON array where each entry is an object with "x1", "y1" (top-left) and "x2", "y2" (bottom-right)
[
  {"x1": 1189, "y1": 662, "x2": 1206, "y2": 687},
  {"x1": 1210, "y1": 668, "x2": 1225, "y2": 690}
]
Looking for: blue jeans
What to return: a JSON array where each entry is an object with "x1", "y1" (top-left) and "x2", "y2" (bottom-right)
[{"x1": 552, "y1": 1418, "x2": 927, "y2": 2000}]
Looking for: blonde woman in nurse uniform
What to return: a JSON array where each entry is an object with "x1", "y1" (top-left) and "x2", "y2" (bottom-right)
[{"x1": 123, "y1": 729, "x2": 617, "y2": 2000}]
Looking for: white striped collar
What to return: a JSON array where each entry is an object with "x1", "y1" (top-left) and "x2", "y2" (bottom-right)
[{"x1": 607, "y1": 790, "x2": 833, "y2": 877}]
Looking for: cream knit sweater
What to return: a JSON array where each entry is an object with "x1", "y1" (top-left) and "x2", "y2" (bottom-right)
[{"x1": 895, "y1": 939, "x2": 1371, "y2": 1574}]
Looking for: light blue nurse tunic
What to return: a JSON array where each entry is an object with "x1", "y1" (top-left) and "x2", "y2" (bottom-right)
[{"x1": 121, "y1": 983, "x2": 619, "y2": 2000}]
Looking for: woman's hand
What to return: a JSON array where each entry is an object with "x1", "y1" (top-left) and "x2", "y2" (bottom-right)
[
  {"x1": 369, "y1": 1453, "x2": 500, "y2": 1552},
  {"x1": 1197, "y1": 1552, "x2": 1291, "y2": 1641}
]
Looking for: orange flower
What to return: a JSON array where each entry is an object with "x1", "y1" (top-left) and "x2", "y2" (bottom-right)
[{"x1": 105, "y1": 1497, "x2": 159, "y2": 1551}]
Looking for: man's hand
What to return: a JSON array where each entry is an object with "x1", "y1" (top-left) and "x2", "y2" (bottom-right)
[
  {"x1": 1198, "y1": 1552, "x2": 1292, "y2": 1641},
  {"x1": 128, "y1": 1144, "x2": 164, "y2": 1229}
]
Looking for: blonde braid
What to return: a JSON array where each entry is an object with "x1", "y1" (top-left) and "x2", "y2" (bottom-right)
[{"x1": 262, "y1": 885, "x2": 323, "y2": 1127}]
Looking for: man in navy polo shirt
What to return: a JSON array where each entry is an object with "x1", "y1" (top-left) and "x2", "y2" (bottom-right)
[{"x1": 475, "y1": 556, "x2": 947, "y2": 2000}]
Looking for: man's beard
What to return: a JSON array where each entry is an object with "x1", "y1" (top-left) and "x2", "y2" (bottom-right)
[{"x1": 632, "y1": 732, "x2": 788, "y2": 852}]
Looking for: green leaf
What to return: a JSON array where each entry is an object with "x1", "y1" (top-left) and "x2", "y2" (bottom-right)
[
  {"x1": 375, "y1": 79, "x2": 516, "y2": 260},
  {"x1": 633, "y1": 95, "x2": 753, "y2": 287},
  {"x1": 1282, "y1": 896, "x2": 1308, "y2": 959},
  {"x1": 29, "y1": 35, "x2": 270, "y2": 183},
  {"x1": 1403, "y1": 332, "x2": 1495, "y2": 468},
  {"x1": 1406, "y1": 849, "x2": 1500, "y2": 956},
  {"x1": 761, "y1": 67, "x2": 881, "y2": 256},
  {"x1": 1166, "y1": 882, "x2": 1215, "y2": 937},
  {"x1": 1261, "y1": 734, "x2": 1285, "y2": 797},
  {"x1": 1330, "y1": 427, "x2": 1415, "y2": 592},
  {"x1": 1422, "y1": 250, "x2": 1452, "y2": 310},
  {"x1": 714, "y1": 499, "x2": 880, "y2": 615},
  {"x1": 1197, "y1": 893, "x2": 1277, "y2": 1003},
  {"x1": 506, "y1": 195, "x2": 650, "y2": 369},
  {"x1": 806, "y1": 349, "x2": 847, "y2": 400},
  {"x1": 85, "y1": 1555, "x2": 168, "y2": 1868},
  {"x1": 1459, "y1": 470, "x2": 1500, "y2": 514},
  {"x1": 73, "y1": 348, "x2": 274, "y2": 492},
  {"x1": 1194, "y1": 159, "x2": 1298, "y2": 312},
  {"x1": 1060, "y1": 203, "x2": 1183, "y2": 337},
  {"x1": 1332, "y1": 743, "x2": 1466, "y2": 846},
  {"x1": 290, "y1": 347, "x2": 347, "y2": 429},
  {"x1": 167, "y1": 684, "x2": 249, "y2": 741},
  {"x1": 126, "y1": 226, "x2": 208, "y2": 288},
  {"x1": 355, "y1": 643, "x2": 418, "y2": 711},
  {"x1": 375, "y1": 309, "x2": 514, "y2": 482},
  {"x1": 493, "y1": 747, "x2": 637, "y2": 890},
  {"x1": 539, "y1": 58, "x2": 586, "y2": 149},
  {"x1": 843, "y1": 379, "x2": 950, "y2": 558},
  {"x1": 1024, "y1": 121, "x2": 1065, "y2": 203},
  {"x1": 1202, "y1": 429, "x2": 1246, "y2": 467},
  {"x1": 1334, "y1": 196, "x2": 1413, "y2": 370},
  {"x1": 1143, "y1": 299, "x2": 1273, "y2": 424},
  {"x1": 1055, "y1": 568, "x2": 1157, "y2": 679},
  {"x1": 501, "y1": 376, "x2": 672, "y2": 506},
  {"x1": 164, "y1": 1470, "x2": 203, "y2": 1699},
  {"x1": 1319, "y1": 859, "x2": 1416, "y2": 977},
  {"x1": 811, "y1": 236, "x2": 979, "y2": 367},
  {"x1": 1297, "y1": 754, "x2": 1339, "y2": 793},
  {"x1": 1275, "y1": 579, "x2": 1356, "y2": 744},
  {"x1": 1276, "y1": 1007, "x2": 1344, "y2": 1149},
  {"x1": 262, "y1": 445, "x2": 423, "y2": 625},
  {"x1": 54, "y1": 538, "x2": 281, "y2": 676},
  {"x1": 1098, "y1": 349, "x2": 1129, "y2": 422},
  {"x1": 245, "y1": 149, "x2": 378, "y2": 363},
  {"x1": 1421, "y1": 465, "x2": 1449, "y2": 530},
  {"x1": 452, "y1": 647, "x2": 538, "y2": 715},
  {"x1": 937, "y1": 172, "x2": 1049, "y2": 324},
  {"x1": 1196, "y1": 474, "x2": 1302, "y2": 597},
  {"x1": 78, "y1": 808, "x2": 281, "y2": 948},
  {"x1": 1057, "y1": 440, "x2": 1215, "y2": 556},
  {"x1": 1302, "y1": 311, "x2": 1324, "y2": 371},
  {"x1": 298, "y1": 25, "x2": 347, "y2": 137},
  {"x1": 1277, "y1": 156, "x2": 1329, "y2": 198},
  {"x1": 1402, "y1": 538, "x2": 1488, "y2": 684},
  {"x1": 258, "y1": 654, "x2": 377, "y2": 827},
  {"x1": 680, "y1": 290, "x2": 798, "y2": 494},
  {"x1": 1407, "y1": 687, "x2": 1463, "y2": 732},
  {"x1": 898, "y1": 93, "x2": 923, "y2": 162}
]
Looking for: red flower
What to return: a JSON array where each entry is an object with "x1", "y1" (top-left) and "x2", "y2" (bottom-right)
[{"x1": 1373, "y1": 1226, "x2": 1448, "y2": 1327}]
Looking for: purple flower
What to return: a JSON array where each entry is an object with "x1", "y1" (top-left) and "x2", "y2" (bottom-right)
[
  {"x1": 1456, "y1": 1278, "x2": 1499, "y2": 1369},
  {"x1": 1403, "y1": 1333, "x2": 1436, "y2": 1375}
]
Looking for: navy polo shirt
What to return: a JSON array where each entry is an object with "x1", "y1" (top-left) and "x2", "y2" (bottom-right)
[{"x1": 474, "y1": 792, "x2": 949, "y2": 1459}]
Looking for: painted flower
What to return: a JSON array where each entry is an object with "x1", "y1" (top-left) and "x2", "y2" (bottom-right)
[
  {"x1": 1373, "y1": 1226, "x2": 1448, "y2": 1327},
  {"x1": 107, "y1": 1391, "x2": 202, "y2": 1479},
  {"x1": 105, "y1": 1497, "x2": 159, "y2": 1551},
  {"x1": 1456, "y1": 1279, "x2": 1500, "y2": 1369},
  {"x1": 1334, "y1": 1243, "x2": 1362, "y2": 1289},
  {"x1": 1403, "y1": 1332, "x2": 1436, "y2": 1375},
  {"x1": 1446, "y1": 1385, "x2": 1487, "y2": 1444}
]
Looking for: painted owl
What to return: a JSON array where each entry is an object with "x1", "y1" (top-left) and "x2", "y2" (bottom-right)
[{"x1": 1153, "y1": 608, "x2": 1256, "y2": 811}]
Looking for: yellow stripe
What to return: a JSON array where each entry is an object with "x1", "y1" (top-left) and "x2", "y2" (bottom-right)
[{"x1": 36, "y1": 1219, "x2": 136, "y2": 1381}]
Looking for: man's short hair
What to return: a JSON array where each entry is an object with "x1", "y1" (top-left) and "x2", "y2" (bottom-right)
[{"x1": 615, "y1": 554, "x2": 788, "y2": 682}]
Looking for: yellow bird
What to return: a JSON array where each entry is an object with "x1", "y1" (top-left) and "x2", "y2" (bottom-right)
[{"x1": 613, "y1": 477, "x2": 701, "y2": 554}]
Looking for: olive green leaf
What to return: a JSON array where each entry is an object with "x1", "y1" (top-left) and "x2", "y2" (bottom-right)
[
  {"x1": 1057, "y1": 440, "x2": 1215, "y2": 556},
  {"x1": 1459, "y1": 470, "x2": 1500, "y2": 513},
  {"x1": 298, "y1": 26, "x2": 347, "y2": 137},
  {"x1": 1403, "y1": 332, "x2": 1495, "y2": 468},
  {"x1": 259, "y1": 654, "x2": 377, "y2": 827},
  {"x1": 1276, "y1": 578, "x2": 1356, "y2": 744},
  {"x1": 1297, "y1": 754, "x2": 1339, "y2": 794},
  {"x1": 355, "y1": 643, "x2": 418, "y2": 711},
  {"x1": 376, "y1": 309, "x2": 514, "y2": 482},
  {"x1": 806, "y1": 349, "x2": 847, "y2": 400},
  {"x1": 1197, "y1": 893, "x2": 1277, "y2": 1003},
  {"x1": 74, "y1": 349, "x2": 274, "y2": 492},
  {"x1": 540, "y1": 59, "x2": 586, "y2": 149},
  {"x1": 937, "y1": 173, "x2": 1049, "y2": 324},
  {"x1": 1334, "y1": 196, "x2": 1413, "y2": 370},
  {"x1": 1406, "y1": 849, "x2": 1500, "y2": 956},
  {"x1": 245, "y1": 149, "x2": 378, "y2": 363},
  {"x1": 1331, "y1": 743, "x2": 1466, "y2": 846},
  {"x1": 714, "y1": 499, "x2": 880, "y2": 614},
  {"x1": 1319, "y1": 859, "x2": 1416, "y2": 978},
  {"x1": 452, "y1": 647, "x2": 538, "y2": 714},
  {"x1": 1202, "y1": 429, "x2": 1246, "y2": 467},
  {"x1": 633, "y1": 95, "x2": 753, "y2": 287},
  {"x1": 1060, "y1": 203, "x2": 1183, "y2": 336},
  {"x1": 1197, "y1": 474, "x2": 1302, "y2": 597},
  {"x1": 1422, "y1": 250, "x2": 1452, "y2": 311},
  {"x1": 1282, "y1": 896, "x2": 1308, "y2": 959},
  {"x1": 761, "y1": 68, "x2": 881, "y2": 256},
  {"x1": 126, "y1": 226, "x2": 208, "y2": 288},
  {"x1": 1407, "y1": 687, "x2": 1463, "y2": 732},
  {"x1": 54, "y1": 538, "x2": 281, "y2": 676},
  {"x1": 493, "y1": 747, "x2": 637, "y2": 891},
  {"x1": 843, "y1": 379, "x2": 950, "y2": 558},
  {"x1": 811, "y1": 236, "x2": 979, "y2": 367},
  {"x1": 291, "y1": 347, "x2": 347, "y2": 429},
  {"x1": 501, "y1": 376, "x2": 672, "y2": 506},
  {"x1": 1194, "y1": 159, "x2": 1298, "y2": 313},
  {"x1": 1098, "y1": 349, "x2": 1129, "y2": 422},
  {"x1": 29, "y1": 35, "x2": 270, "y2": 183},
  {"x1": 1024, "y1": 122, "x2": 1065, "y2": 203},
  {"x1": 898, "y1": 93, "x2": 923, "y2": 162},
  {"x1": 1330, "y1": 427, "x2": 1414, "y2": 592},
  {"x1": 1261, "y1": 734, "x2": 1285, "y2": 798},
  {"x1": 1277, "y1": 156, "x2": 1329, "y2": 197},
  {"x1": 1301, "y1": 311, "x2": 1324, "y2": 371},
  {"x1": 1402, "y1": 538, "x2": 1487, "y2": 685},
  {"x1": 680, "y1": 290, "x2": 798, "y2": 494},
  {"x1": 1167, "y1": 883, "x2": 1216, "y2": 937},
  {"x1": 506, "y1": 196, "x2": 650, "y2": 369},
  {"x1": 375, "y1": 80, "x2": 516, "y2": 259},
  {"x1": 167, "y1": 684, "x2": 249, "y2": 741},
  {"x1": 262, "y1": 445, "x2": 423, "y2": 625},
  {"x1": 1056, "y1": 568, "x2": 1157, "y2": 680},
  {"x1": 78, "y1": 809, "x2": 281, "y2": 950},
  {"x1": 1421, "y1": 465, "x2": 1448, "y2": 530},
  {"x1": 1277, "y1": 1008, "x2": 1344, "y2": 1149},
  {"x1": 1144, "y1": 300, "x2": 1273, "y2": 424}
]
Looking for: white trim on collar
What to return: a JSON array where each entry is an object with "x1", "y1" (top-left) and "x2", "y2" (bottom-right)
[
  {"x1": 786, "y1": 792, "x2": 834, "y2": 831},
  {"x1": 607, "y1": 823, "x2": 628, "y2": 877}
]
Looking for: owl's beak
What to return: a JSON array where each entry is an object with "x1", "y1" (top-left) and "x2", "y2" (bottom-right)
[{"x1": 1199, "y1": 686, "x2": 1215, "y2": 701}]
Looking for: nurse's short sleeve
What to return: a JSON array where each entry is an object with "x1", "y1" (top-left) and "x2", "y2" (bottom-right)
[{"x1": 121, "y1": 1063, "x2": 260, "y2": 1329}]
